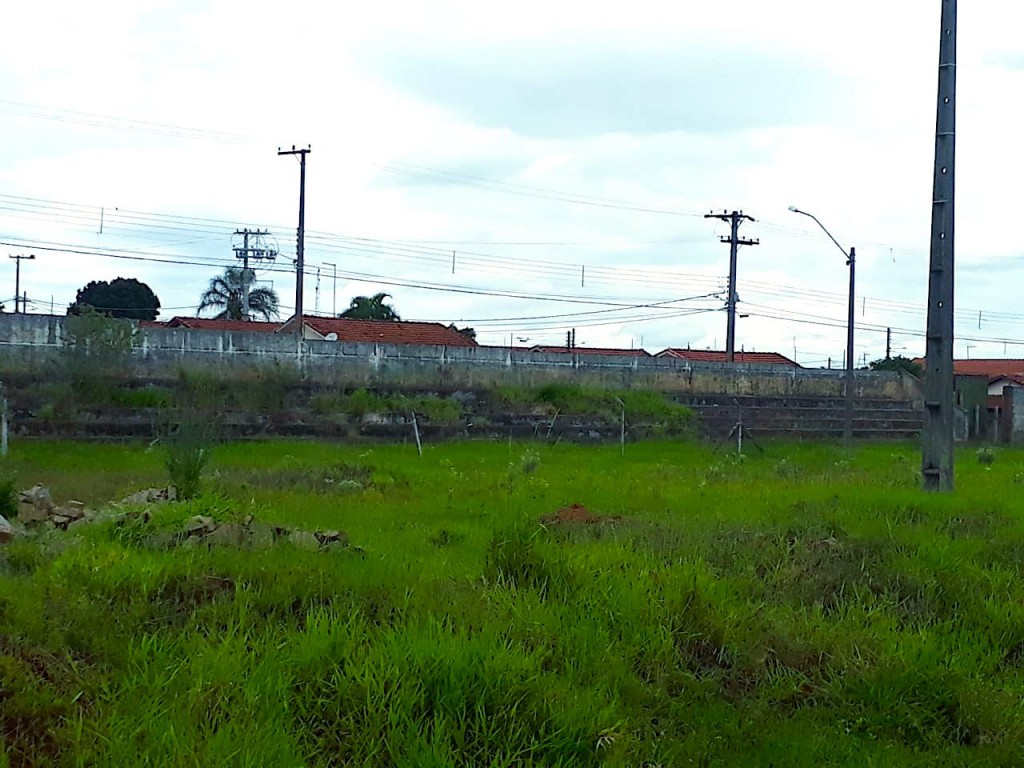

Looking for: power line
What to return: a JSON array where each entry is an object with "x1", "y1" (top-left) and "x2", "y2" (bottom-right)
[
  {"x1": 0, "y1": 192, "x2": 1002, "y2": 324},
  {"x1": 7, "y1": 194, "x2": 1024, "y2": 346},
  {"x1": 378, "y1": 161, "x2": 707, "y2": 218},
  {"x1": 0, "y1": 238, "x2": 706, "y2": 310},
  {"x1": 0, "y1": 99, "x2": 256, "y2": 144}
]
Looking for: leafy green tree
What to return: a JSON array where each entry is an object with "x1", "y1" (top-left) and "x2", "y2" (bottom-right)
[
  {"x1": 339, "y1": 292, "x2": 400, "y2": 321},
  {"x1": 869, "y1": 355, "x2": 923, "y2": 377},
  {"x1": 448, "y1": 323, "x2": 476, "y2": 341},
  {"x1": 61, "y1": 306, "x2": 140, "y2": 399},
  {"x1": 68, "y1": 277, "x2": 161, "y2": 321},
  {"x1": 198, "y1": 267, "x2": 279, "y2": 321}
]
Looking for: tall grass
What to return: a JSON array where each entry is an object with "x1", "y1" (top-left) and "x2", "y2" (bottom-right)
[{"x1": 4, "y1": 440, "x2": 1024, "y2": 764}]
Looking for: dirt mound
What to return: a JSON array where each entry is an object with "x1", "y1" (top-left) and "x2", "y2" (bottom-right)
[{"x1": 541, "y1": 503, "x2": 622, "y2": 525}]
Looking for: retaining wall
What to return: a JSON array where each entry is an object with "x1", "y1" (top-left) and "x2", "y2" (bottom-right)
[{"x1": 0, "y1": 313, "x2": 922, "y2": 401}]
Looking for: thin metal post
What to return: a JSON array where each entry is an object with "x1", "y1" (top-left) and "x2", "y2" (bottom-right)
[
  {"x1": 1, "y1": 394, "x2": 8, "y2": 457},
  {"x1": 411, "y1": 412, "x2": 423, "y2": 457}
]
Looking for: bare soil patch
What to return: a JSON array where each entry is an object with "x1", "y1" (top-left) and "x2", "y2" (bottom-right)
[{"x1": 541, "y1": 503, "x2": 623, "y2": 526}]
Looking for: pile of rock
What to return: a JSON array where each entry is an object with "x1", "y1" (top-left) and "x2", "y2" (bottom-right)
[
  {"x1": 17, "y1": 485, "x2": 91, "y2": 531},
  {"x1": 180, "y1": 513, "x2": 349, "y2": 552},
  {"x1": 0, "y1": 484, "x2": 354, "y2": 556},
  {"x1": 1, "y1": 485, "x2": 95, "y2": 544},
  {"x1": 119, "y1": 487, "x2": 177, "y2": 505}
]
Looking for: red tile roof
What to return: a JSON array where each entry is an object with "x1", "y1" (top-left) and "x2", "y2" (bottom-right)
[
  {"x1": 301, "y1": 316, "x2": 478, "y2": 347},
  {"x1": 162, "y1": 317, "x2": 283, "y2": 333},
  {"x1": 921, "y1": 359, "x2": 1024, "y2": 377},
  {"x1": 991, "y1": 374, "x2": 1024, "y2": 386},
  {"x1": 530, "y1": 346, "x2": 651, "y2": 357},
  {"x1": 657, "y1": 348, "x2": 801, "y2": 367}
]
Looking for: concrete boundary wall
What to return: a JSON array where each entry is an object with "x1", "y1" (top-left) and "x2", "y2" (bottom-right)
[{"x1": 0, "y1": 313, "x2": 922, "y2": 400}]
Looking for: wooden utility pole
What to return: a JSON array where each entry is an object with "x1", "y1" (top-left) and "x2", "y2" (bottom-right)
[
  {"x1": 922, "y1": 0, "x2": 957, "y2": 492},
  {"x1": 705, "y1": 211, "x2": 758, "y2": 362},
  {"x1": 278, "y1": 146, "x2": 311, "y2": 339}
]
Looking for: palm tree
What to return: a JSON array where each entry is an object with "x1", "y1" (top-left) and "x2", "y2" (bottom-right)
[
  {"x1": 198, "y1": 267, "x2": 279, "y2": 321},
  {"x1": 339, "y1": 292, "x2": 400, "y2": 321}
]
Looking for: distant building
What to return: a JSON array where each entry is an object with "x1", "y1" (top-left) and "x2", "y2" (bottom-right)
[
  {"x1": 150, "y1": 317, "x2": 282, "y2": 333},
  {"x1": 912, "y1": 358, "x2": 1024, "y2": 439},
  {"x1": 911, "y1": 358, "x2": 1024, "y2": 378},
  {"x1": 148, "y1": 315, "x2": 478, "y2": 347},
  {"x1": 655, "y1": 348, "x2": 801, "y2": 368},
  {"x1": 279, "y1": 315, "x2": 478, "y2": 347}
]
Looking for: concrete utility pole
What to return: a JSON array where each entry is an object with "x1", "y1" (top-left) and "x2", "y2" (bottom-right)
[
  {"x1": 922, "y1": 0, "x2": 957, "y2": 492},
  {"x1": 232, "y1": 228, "x2": 277, "y2": 320},
  {"x1": 704, "y1": 211, "x2": 758, "y2": 362},
  {"x1": 8, "y1": 254, "x2": 34, "y2": 313},
  {"x1": 323, "y1": 262, "x2": 337, "y2": 316},
  {"x1": 278, "y1": 145, "x2": 311, "y2": 339}
]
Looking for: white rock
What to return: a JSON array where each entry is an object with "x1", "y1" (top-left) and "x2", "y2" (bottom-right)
[{"x1": 0, "y1": 515, "x2": 15, "y2": 543}]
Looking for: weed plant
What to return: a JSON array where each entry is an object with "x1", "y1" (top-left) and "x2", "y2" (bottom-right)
[
  {"x1": 315, "y1": 388, "x2": 463, "y2": 425},
  {"x1": 5, "y1": 440, "x2": 1024, "y2": 765},
  {"x1": 160, "y1": 411, "x2": 218, "y2": 499},
  {"x1": 493, "y1": 383, "x2": 694, "y2": 433}
]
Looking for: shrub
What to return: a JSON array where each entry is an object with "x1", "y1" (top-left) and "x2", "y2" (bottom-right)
[
  {"x1": 112, "y1": 385, "x2": 172, "y2": 409},
  {"x1": 60, "y1": 308, "x2": 139, "y2": 402},
  {"x1": 976, "y1": 447, "x2": 995, "y2": 466},
  {"x1": 406, "y1": 395, "x2": 462, "y2": 425},
  {"x1": 0, "y1": 473, "x2": 16, "y2": 519},
  {"x1": 175, "y1": 367, "x2": 230, "y2": 411},
  {"x1": 310, "y1": 392, "x2": 346, "y2": 415},
  {"x1": 244, "y1": 362, "x2": 301, "y2": 411},
  {"x1": 343, "y1": 388, "x2": 383, "y2": 418},
  {"x1": 496, "y1": 384, "x2": 695, "y2": 434}
]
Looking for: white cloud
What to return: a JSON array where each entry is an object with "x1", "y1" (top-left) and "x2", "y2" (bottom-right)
[{"x1": 1, "y1": 0, "x2": 1021, "y2": 361}]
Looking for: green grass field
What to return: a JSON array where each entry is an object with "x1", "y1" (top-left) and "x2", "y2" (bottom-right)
[{"x1": 4, "y1": 438, "x2": 1024, "y2": 766}]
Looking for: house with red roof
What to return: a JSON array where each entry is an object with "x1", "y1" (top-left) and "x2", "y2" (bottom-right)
[
  {"x1": 156, "y1": 317, "x2": 283, "y2": 333},
  {"x1": 145, "y1": 315, "x2": 478, "y2": 347},
  {"x1": 279, "y1": 316, "x2": 478, "y2": 347},
  {"x1": 910, "y1": 358, "x2": 1024, "y2": 439},
  {"x1": 911, "y1": 358, "x2": 1024, "y2": 381},
  {"x1": 656, "y1": 348, "x2": 801, "y2": 368},
  {"x1": 912, "y1": 357, "x2": 1024, "y2": 402}
]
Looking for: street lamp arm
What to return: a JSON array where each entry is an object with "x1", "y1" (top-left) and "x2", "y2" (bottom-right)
[
  {"x1": 788, "y1": 207, "x2": 852, "y2": 263},
  {"x1": 788, "y1": 205, "x2": 856, "y2": 446}
]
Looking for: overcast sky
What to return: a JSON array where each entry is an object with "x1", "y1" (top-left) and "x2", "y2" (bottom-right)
[{"x1": 1, "y1": 0, "x2": 1021, "y2": 365}]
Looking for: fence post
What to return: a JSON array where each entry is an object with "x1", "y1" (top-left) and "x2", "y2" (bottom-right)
[{"x1": 1, "y1": 388, "x2": 8, "y2": 458}]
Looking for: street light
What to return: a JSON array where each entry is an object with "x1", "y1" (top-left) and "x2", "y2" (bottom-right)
[{"x1": 788, "y1": 206, "x2": 856, "y2": 445}]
